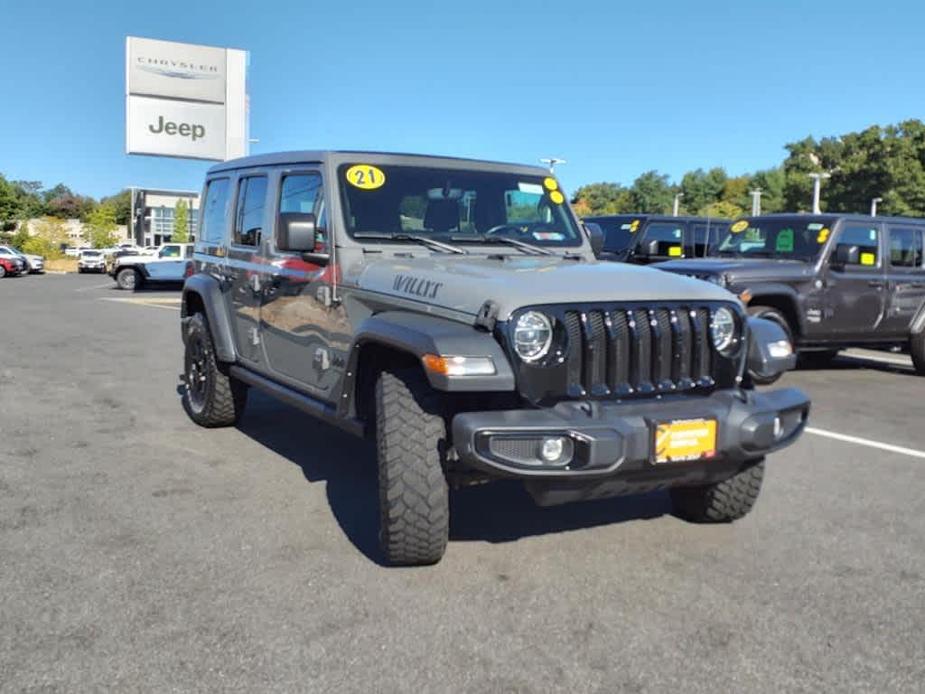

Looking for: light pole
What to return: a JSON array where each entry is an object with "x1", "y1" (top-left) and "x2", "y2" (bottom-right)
[
  {"x1": 870, "y1": 197, "x2": 882, "y2": 216},
  {"x1": 540, "y1": 157, "x2": 566, "y2": 174},
  {"x1": 807, "y1": 173, "x2": 831, "y2": 214},
  {"x1": 750, "y1": 189, "x2": 762, "y2": 216},
  {"x1": 672, "y1": 193, "x2": 684, "y2": 217}
]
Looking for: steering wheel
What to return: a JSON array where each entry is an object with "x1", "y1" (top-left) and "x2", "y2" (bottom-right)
[{"x1": 485, "y1": 224, "x2": 529, "y2": 236}]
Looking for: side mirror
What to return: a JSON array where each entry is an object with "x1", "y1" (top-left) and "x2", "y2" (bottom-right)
[
  {"x1": 278, "y1": 213, "x2": 329, "y2": 262},
  {"x1": 637, "y1": 238, "x2": 659, "y2": 257},
  {"x1": 832, "y1": 244, "x2": 859, "y2": 267},
  {"x1": 584, "y1": 222, "x2": 604, "y2": 257}
]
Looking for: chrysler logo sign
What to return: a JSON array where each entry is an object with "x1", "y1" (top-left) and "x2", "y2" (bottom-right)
[{"x1": 136, "y1": 57, "x2": 221, "y2": 81}]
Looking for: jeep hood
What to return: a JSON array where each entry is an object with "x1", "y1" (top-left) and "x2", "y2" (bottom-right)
[
  {"x1": 656, "y1": 257, "x2": 815, "y2": 282},
  {"x1": 355, "y1": 255, "x2": 736, "y2": 320}
]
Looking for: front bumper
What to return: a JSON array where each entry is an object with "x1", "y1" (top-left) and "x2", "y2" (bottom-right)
[{"x1": 452, "y1": 387, "x2": 809, "y2": 499}]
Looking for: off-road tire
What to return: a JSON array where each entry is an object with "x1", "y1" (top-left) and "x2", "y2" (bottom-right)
[
  {"x1": 911, "y1": 332, "x2": 925, "y2": 376},
  {"x1": 116, "y1": 267, "x2": 140, "y2": 291},
  {"x1": 671, "y1": 460, "x2": 765, "y2": 523},
  {"x1": 375, "y1": 369, "x2": 450, "y2": 566},
  {"x1": 181, "y1": 312, "x2": 247, "y2": 427},
  {"x1": 747, "y1": 306, "x2": 792, "y2": 385}
]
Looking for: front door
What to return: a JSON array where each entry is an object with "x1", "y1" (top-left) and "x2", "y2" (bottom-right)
[
  {"x1": 824, "y1": 222, "x2": 888, "y2": 338},
  {"x1": 881, "y1": 224, "x2": 925, "y2": 337},
  {"x1": 227, "y1": 173, "x2": 269, "y2": 364},
  {"x1": 259, "y1": 170, "x2": 346, "y2": 400}
]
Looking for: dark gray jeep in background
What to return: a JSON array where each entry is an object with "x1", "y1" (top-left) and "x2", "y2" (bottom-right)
[
  {"x1": 179, "y1": 151, "x2": 809, "y2": 565},
  {"x1": 657, "y1": 214, "x2": 925, "y2": 382}
]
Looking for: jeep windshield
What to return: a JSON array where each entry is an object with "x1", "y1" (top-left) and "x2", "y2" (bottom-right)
[
  {"x1": 339, "y1": 163, "x2": 582, "y2": 250},
  {"x1": 716, "y1": 217, "x2": 830, "y2": 261}
]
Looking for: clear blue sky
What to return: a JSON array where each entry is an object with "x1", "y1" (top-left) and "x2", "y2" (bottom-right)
[{"x1": 3, "y1": 0, "x2": 925, "y2": 199}]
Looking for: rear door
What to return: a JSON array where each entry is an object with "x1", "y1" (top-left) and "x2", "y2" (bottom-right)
[
  {"x1": 882, "y1": 224, "x2": 925, "y2": 336},
  {"x1": 824, "y1": 222, "x2": 887, "y2": 337},
  {"x1": 259, "y1": 169, "x2": 345, "y2": 399},
  {"x1": 635, "y1": 220, "x2": 685, "y2": 263},
  {"x1": 688, "y1": 221, "x2": 726, "y2": 258},
  {"x1": 227, "y1": 173, "x2": 270, "y2": 365},
  {"x1": 144, "y1": 244, "x2": 191, "y2": 281}
]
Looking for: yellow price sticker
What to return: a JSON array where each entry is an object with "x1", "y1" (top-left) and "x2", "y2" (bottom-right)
[
  {"x1": 730, "y1": 220, "x2": 748, "y2": 233},
  {"x1": 629, "y1": 219, "x2": 640, "y2": 233},
  {"x1": 549, "y1": 190, "x2": 565, "y2": 205},
  {"x1": 346, "y1": 164, "x2": 386, "y2": 190},
  {"x1": 860, "y1": 252, "x2": 876, "y2": 266},
  {"x1": 816, "y1": 227, "x2": 831, "y2": 244},
  {"x1": 543, "y1": 177, "x2": 558, "y2": 191},
  {"x1": 668, "y1": 246, "x2": 683, "y2": 257}
]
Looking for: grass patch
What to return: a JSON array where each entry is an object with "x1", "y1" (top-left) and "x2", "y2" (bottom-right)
[{"x1": 45, "y1": 258, "x2": 79, "y2": 273}]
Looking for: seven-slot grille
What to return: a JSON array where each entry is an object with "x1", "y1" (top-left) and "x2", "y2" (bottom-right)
[{"x1": 561, "y1": 306, "x2": 716, "y2": 398}]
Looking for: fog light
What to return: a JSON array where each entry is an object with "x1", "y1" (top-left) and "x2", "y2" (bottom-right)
[{"x1": 540, "y1": 437, "x2": 566, "y2": 462}]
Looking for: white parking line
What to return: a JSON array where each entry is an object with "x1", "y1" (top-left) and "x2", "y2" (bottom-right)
[
  {"x1": 806, "y1": 427, "x2": 925, "y2": 460},
  {"x1": 99, "y1": 297, "x2": 181, "y2": 311}
]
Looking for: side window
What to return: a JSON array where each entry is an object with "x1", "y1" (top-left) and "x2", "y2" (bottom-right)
[
  {"x1": 200, "y1": 178, "x2": 230, "y2": 244},
  {"x1": 184, "y1": 245, "x2": 194, "y2": 259},
  {"x1": 642, "y1": 222, "x2": 684, "y2": 257},
  {"x1": 159, "y1": 245, "x2": 180, "y2": 258},
  {"x1": 279, "y1": 173, "x2": 326, "y2": 249},
  {"x1": 234, "y1": 176, "x2": 268, "y2": 247},
  {"x1": 888, "y1": 227, "x2": 923, "y2": 269},
  {"x1": 836, "y1": 225, "x2": 880, "y2": 267}
]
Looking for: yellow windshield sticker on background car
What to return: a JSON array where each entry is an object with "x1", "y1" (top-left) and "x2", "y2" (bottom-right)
[
  {"x1": 816, "y1": 227, "x2": 831, "y2": 244},
  {"x1": 668, "y1": 246, "x2": 682, "y2": 257},
  {"x1": 730, "y1": 220, "x2": 749, "y2": 233},
  {"x1": 629, "y1": 219, "x2": 640, "y2": 233},
  {"x1": 861, "y1": 252, "x2": 876, "y2": 266},
  {"x1": 549, "y1": 190, "x2": 565, "y2": 205},
  {"x1": 543, "y1": 177, "x2": 558, "y2": 191},
  {"x1": 346, "y1": 164, "x2": 386, "y2": 190}
]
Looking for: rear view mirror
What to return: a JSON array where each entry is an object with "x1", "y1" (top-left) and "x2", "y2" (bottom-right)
[
  {"x1": 584, "y1": 222, "x2": 604, "y2": 258},
  {"x1": 832, "y1": 244, "x2": 859, "y2": 267},
  {"x1": 278, "y1": 213, "x2": 329, "y2": 263}
]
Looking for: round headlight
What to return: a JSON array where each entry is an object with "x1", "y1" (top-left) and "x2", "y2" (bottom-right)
[
  {"x1": 514, "y1": 311, "x2": 553, "y2": 362},
  {"x1": 710, "y1": 306, "x2": 738, "y2": 354}
]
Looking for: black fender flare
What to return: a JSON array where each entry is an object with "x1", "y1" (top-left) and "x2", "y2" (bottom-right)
[
  {"x1": 342, "y1": 311, "x2": 516, "y2": 411},
  {"x1": 739, "y1": 284, "x2": 804, "y2": 336},
  {"x1": 181, "y1": 273, "x2": 236, "y2": 363}
]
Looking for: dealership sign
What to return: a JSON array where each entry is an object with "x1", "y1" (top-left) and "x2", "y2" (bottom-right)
[{"x1": 125, "y1": 37, "x2": 247, "y2": 161}]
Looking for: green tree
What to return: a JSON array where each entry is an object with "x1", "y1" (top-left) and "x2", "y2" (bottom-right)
[
  {"x1": 100, "y1": 189, "x2": 132, "y2": 225},
  {"x1": 679, "y1": 168, "x2": 727, "y2": 215},
  {"x1": 0, "y1": 175, "x2": 20, "y2": 224},
  {"x1": 571, "y1": 182, "x2": 634, "y2": 216},
  {"x1": 630, "y1": 171, "x2": 674, "y2": 214},
  {"x1": 24, "y1": 217, "x2": 68, "y2": 259},
  {"x1": 172, "y1": 199, "x2": 190, "y2": 242},
  {"x1": 84, "y1": 203, "x2": 119, "y2": 248},
  {"x1": 700, "y1": 200, "x2": 744, "y2": 219},
  {"x1": 10, "y1": 220, "x2": 30, "y2": 250},
  {"x1": 748, "y1": 168, "x2": 786, "y2": 214}
]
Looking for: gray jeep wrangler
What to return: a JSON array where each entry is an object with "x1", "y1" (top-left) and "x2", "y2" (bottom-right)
[{"x1": 180, "y1": 151, "x2": 810, "y2": 565}]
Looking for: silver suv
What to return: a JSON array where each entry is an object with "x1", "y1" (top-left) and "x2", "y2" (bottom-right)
[{"x1": 179, "y1": 151, "x2": 809, "y2": 565}]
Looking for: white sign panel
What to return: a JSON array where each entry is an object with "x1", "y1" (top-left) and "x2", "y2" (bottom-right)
[
  {"x1": 127, "y1": 96, "x2": 227, "y2": 161},
  {"x1": 125, "y1": 36, "x2": 247, "y2": 161},
  {"x1": 127, "y1": 37, "x2": 227, "y2": 104}
]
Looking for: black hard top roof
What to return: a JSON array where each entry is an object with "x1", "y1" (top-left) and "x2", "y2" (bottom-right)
[
  {"x1": 207, "y1": 150, "x2": 550, "y2": 177},
  {"x1": 740, "y1": 212, "x2": 925, "y2": 224},
  {"x1": 583, "y1": 214, "x2": 730, "y2": 223}
]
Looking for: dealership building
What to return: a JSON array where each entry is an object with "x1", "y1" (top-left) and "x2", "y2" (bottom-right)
[{"x1": 129, "y1": 188, "x2": 199, "y2": 246}]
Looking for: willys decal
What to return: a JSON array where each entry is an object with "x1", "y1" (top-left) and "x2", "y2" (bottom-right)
[{"x1": 393, "y1": 274, "x2": 443, "y2": 300}]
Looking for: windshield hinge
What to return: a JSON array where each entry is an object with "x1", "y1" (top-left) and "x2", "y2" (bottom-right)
[{"x1": 475, "y1": 300, "x2": 500, "y2": 332}]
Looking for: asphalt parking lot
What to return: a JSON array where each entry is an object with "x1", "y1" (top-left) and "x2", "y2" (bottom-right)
[{"x1": 2, "y1": 273, "x2": 923, "y2": 693}]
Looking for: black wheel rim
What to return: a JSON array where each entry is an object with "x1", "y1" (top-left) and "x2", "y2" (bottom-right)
[{"x1": 185, "y1": 336, "x2": 209, "y2": 410}]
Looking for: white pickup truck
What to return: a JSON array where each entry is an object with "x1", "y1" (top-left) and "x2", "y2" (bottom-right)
[{"x1": 110, "y1": 243, "x2": 194, "y2": 290}]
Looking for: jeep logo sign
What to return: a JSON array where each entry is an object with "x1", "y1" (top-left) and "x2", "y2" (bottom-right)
[
  {"x1": 125, "y1": 36, "x2": 247, "y2": 162},
  {"x1": 126, "y1": 96, "x2": 227, "y2": 160}
]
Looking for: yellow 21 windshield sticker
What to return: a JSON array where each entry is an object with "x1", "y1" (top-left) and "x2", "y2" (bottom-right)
[
  {"x1": 668, "y1": 246, "x2": 682, "y2": 257},
  {"x1": 730, "y1": 220, "x2": 748, "y2": 233},
  {"x1": 346, "y1": 164, "x2": 386, "y2": 190},
  {"x1": 816, "y1": 227, "x2": 831, "y2": 244},
  {"x1": 549, "y1": 190, "x2": 565, "y2": 205},
  {"x1": 860, "y1": 252, "x2": 876, "y2": 266},
  {"x1": 543, "y1": 177, "x2": 558, "y2": 191}
]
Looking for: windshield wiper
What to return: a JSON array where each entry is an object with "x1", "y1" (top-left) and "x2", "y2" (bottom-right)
[
  {"x1": 449, "y1": 234, "x2": 553, "y2": 256},
  {"x1": 353, "y1": 232, "x2": 466, "y2": 254}
]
